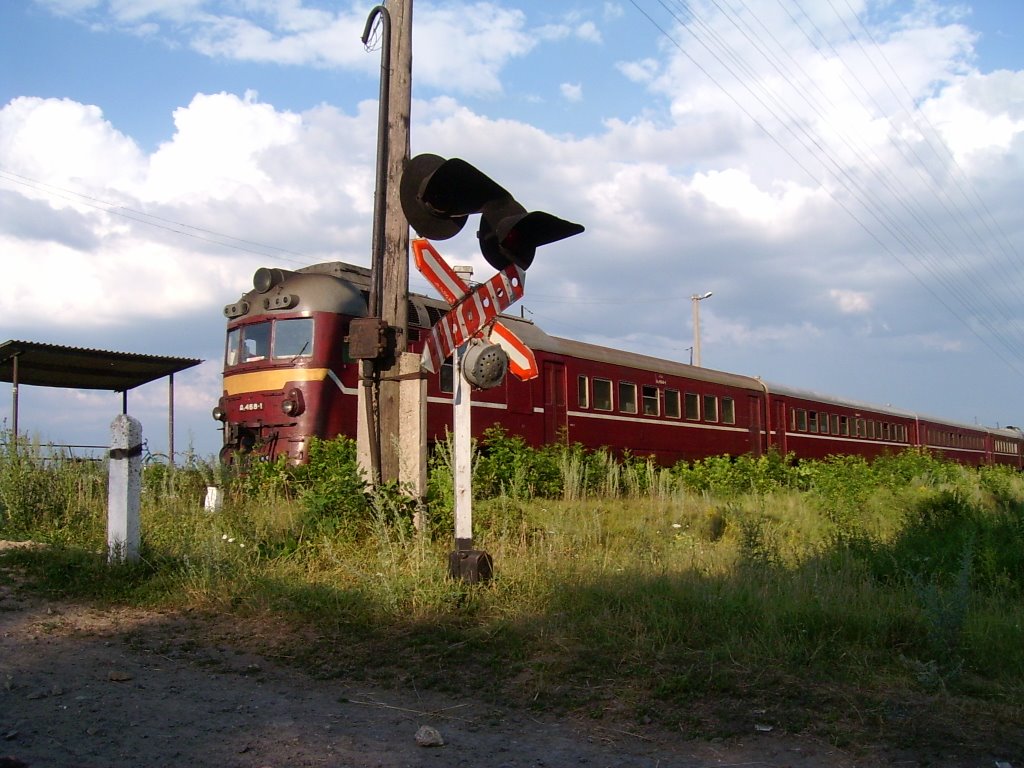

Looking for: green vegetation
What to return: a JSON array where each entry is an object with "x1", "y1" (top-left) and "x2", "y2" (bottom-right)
[{"x1": 1, "y1": 427, "x2": 1022, "y2": 755}]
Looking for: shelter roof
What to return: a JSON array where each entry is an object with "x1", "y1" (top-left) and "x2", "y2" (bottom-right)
[{"x1": 0, "y1": 340, "x2": 202, "y2": 392}]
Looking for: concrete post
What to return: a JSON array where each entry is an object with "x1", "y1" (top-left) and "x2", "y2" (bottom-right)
[
  {"x1": 397, "y1": 351, "x2": 427, "y2": 526},
  {"x1": 108, "y1": 414, "x2": 142, "y2": 564}
]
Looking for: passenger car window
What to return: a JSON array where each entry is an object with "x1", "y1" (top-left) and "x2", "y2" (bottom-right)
[
  {"x1": 665, "y1": 390, "x2": 681, "y2": 419},
  {"x1": 642, "y1": 385, "x2": 659, "y2": 416},
  {"x1": 721, "y1": 397, "x2": 735, "y2": 425},
  {"x1": 685, "y1": 393, "x2": 700, "y2": 420},
  {"x1": 593, "y1": 379, "x2": 613, "y2": 411},
  {"x1": 619, "y1": 382, "x2": 637, "y2": 414},
  {"x1": 577, "y1": 375, "x2": 589, "y2": 408},
  {"x1": 704, "y1": 395, "x2": 718, "y2": 422}
]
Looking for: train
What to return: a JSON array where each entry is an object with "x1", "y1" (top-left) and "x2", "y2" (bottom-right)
[{"x1": 213, "y1": 259, "x2": 1024, "y2": 469}]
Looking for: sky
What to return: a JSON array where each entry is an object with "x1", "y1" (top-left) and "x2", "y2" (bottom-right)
[{"x1": 2, "y1": 0, "x2": 1024, "y2": 461}]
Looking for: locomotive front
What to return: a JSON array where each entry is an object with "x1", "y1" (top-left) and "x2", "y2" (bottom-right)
[{"x1": 213, "y1": 263, "x2": 369, "y2": 464}]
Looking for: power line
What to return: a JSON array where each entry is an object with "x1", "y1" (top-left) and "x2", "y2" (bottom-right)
[
  {"x1": 628, "y1": 0, "x2": 1024, "y2": 378},
  {"x1": 0, "y1": 166, "x2": 313, "y2": 264}
]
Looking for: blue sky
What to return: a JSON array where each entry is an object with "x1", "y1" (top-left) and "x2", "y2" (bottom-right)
[{"x1": 2, "y1": 0, "x2": 1024, "y2": 460}]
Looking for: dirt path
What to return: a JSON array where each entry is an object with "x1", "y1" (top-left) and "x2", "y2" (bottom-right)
[{"x1": 0, "y1": 546, "x2": 920, "y2": 767}]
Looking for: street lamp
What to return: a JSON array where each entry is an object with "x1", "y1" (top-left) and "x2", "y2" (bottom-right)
[{"x1": 691, "y1": 291, "x2": 712, "y2": 367}]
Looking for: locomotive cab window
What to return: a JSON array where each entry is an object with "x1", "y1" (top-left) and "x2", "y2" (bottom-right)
[
  {"x1": 226, "y1": 328, "x2": 241, "y2": 366},
  {"x1": 229, "y1": 321, "x2": 271, "y2": 364},
  {"x1": 577, "y1": 375, "x2": 589, "y2": 408},
  {"x1": 274, "y1": 317, "x2": 314, "y2": 359},
  {"x1": 619, "y1": 382, "x2": 638, "y2": 414},
  {"x1": 593, "y1": 378, "x2": 613, "y2": 411}
]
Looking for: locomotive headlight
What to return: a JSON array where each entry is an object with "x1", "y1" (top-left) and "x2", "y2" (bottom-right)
[
  {"x1": 281, "y1": 388, "x2": 305, "y2": 417},
  {"x1": 212, "y1": 405, "x2": 226, "y2": 421}
]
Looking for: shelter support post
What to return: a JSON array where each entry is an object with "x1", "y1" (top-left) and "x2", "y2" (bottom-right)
[
  {"x1": 108, "y1": 414, "x2": 142, "y2": 564},
  {"x1": 168, "y1": 372, "x2": 175, "y2": 467},
  {"x1": 10, "y1": 353, "x2": 18, "y2": 451}
]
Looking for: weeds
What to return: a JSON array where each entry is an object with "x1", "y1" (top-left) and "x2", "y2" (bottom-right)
[{"x1": 2, "y1": 430, "x2": 1023, "y2": 753}]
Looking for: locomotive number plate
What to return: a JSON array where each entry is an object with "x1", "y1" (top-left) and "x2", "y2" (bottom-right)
[{"x1": 239, "y1": 402, "x2": 264, "y2": 412}]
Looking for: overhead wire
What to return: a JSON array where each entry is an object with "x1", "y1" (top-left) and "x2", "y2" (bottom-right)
[
  {"x1": 628, "y1": 0, "x2": 1024, "y2": 377},
  {"x1": 737, "y1": 0, "x2": 1024, "y2": 357},
  {"x1": 0, "y1": 166, "x2": 313, "y2": 265}
]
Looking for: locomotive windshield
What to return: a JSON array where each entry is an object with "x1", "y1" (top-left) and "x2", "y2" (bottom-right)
[
  {"x1": 226, "y1": 318, "x2": 313, "y2": 367},
  {"x1": 273, "y1": 318, "x2": 314, "y2": 359}
]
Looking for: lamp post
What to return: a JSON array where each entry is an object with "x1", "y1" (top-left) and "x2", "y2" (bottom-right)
[{"x1": 691, "y1": 291, "x2": 712, "y2": 367}]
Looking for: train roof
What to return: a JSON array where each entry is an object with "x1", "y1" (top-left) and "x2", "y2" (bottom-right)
[
  {"x1": 492, "y1": 314, "x2": 766, "y2": 393},
  {"x1": 763, "y1": 380, "x2": 1018, "y2": 437}
]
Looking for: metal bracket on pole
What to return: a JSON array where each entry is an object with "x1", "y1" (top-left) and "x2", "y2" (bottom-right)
[{"x1": 359, "y1": 4, "x2": 392, "y2": 485}]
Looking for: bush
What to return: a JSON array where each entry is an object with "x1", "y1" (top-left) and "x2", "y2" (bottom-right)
[
  {"x1": 290, "y1": 436, "x2": 371, "y2": 539},
  {"x1": 474, "y1": 426, "x2": 562, "y2": 500},
  {"x1": 673, "y1": 450, "x2": 797, "y2": 496},
  {"x1": 0, "y1": 436, "x2": 105, "y2": 543}
]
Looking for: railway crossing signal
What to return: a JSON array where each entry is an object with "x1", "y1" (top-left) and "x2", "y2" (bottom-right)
[
  {"x1": 400, "y1": 153, "x2": 585, "y2": 271},
  {"x1": 412, "y1": 239, "x2": 537, "y2": 382},
  {"x1": 405, "y1": 155, "x2": 582, "y2": 582},
  {"x1": 413, "y1": 237, "x2": 548, "y2": 583}
]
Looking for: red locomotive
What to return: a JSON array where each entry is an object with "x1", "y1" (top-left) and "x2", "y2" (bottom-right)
[{"x1": 213, "y1": 259, "x2": 1024, "y2": 469}]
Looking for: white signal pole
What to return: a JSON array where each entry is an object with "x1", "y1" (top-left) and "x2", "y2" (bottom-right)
[
  {"x1": 691, "y1": 291, "x2": 712, "y2": 367},
  {"x1": 452, "y1": 265, "x2": 474, "y2": 551}
]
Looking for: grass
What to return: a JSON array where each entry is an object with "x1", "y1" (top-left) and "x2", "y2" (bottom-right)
[{"x1": 1, "y1": 431, "x2": 1023, "y2": 759}]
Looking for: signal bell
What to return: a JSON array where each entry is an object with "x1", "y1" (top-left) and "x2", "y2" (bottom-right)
[
  {"x1": 400, "y1": 153, "x2": 584, "y2": 271},
  {"x1": 461, "y1": 341, "x2": 509, "y2": 389}
]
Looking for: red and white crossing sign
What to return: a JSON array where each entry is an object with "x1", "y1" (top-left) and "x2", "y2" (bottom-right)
[
  {"x1": 489, "y1": 322, "x2": 538, "y2": 381},
  {"x1": 413, "y1": 238, "x2": 473, "y2": 306},
  {"x1": 412, "y1": 238, "x2": 537, "y2": 380}
]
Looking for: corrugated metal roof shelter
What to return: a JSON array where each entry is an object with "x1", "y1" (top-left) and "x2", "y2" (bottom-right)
[{"x1": 0, "y1": 339, "x2": 202, "y2": 463}]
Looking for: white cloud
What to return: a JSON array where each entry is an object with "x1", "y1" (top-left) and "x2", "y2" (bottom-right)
[
  {"x1": 560, "y1": 82, "x2": 583, "y2": 103},
  {"x1": 575, "y1": 20, "x2": 601, "y2": 43},
  {"x1": 688, "y1": 168, "x2": 819, "y2": 228},
  {"x1": 829, "y1": 289, "x2": 872, "y2": 314},
  {"x1": 923, "y1": 70, "x2": 1024, "y2": 165},
  {"x1": 0, "y1": 91, "x2": 379, "y2": 332},
  {"x1": 616, "y1": 57, "x2": 659, "y2": 84}
]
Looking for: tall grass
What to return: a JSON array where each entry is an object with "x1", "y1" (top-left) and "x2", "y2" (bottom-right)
[{"x1": 2, "y1": 427, "x2": 1022, "y2": 748}]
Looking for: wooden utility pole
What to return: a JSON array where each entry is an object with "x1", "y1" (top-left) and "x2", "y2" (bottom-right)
[{"x1": 378, "y1": 0, "x2": 413, "y2": 484}]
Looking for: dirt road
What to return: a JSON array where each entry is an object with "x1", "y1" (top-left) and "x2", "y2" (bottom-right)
[{"x1": 0, "y1": 542, "x2": 977, "y2": 768}]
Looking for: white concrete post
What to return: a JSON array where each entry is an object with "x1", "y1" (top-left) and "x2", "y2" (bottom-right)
[
  {"x1": 356, "y1": 378, "x2": 372, "y2": 480},
  {"x1": 204, "y1": 486, "x2": 224, "y2": 513},
  {"x1": 108, "y1": 414, "x2": 142, "y2": 564},
  {"x1": 397, "y1": 351, "x2": 427, "y2": 529}
]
